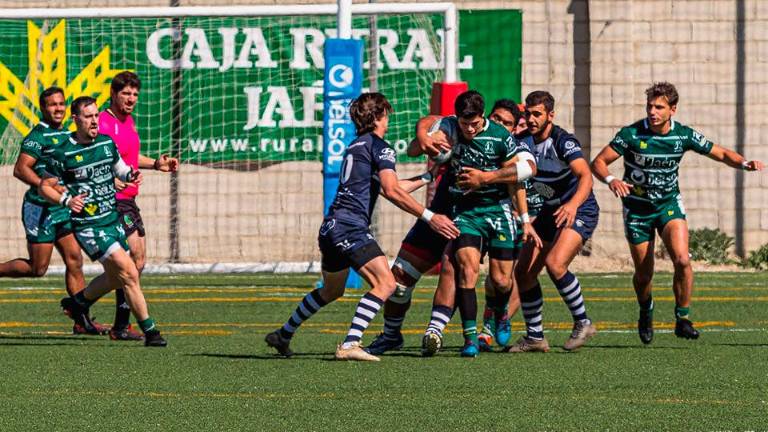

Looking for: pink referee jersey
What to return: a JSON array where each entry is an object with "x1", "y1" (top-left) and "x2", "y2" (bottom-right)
[{"x1": 98, "y1": 109, "x2": 140, "y2": 200}]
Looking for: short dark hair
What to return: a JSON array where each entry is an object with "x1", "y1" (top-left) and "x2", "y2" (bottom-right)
[
  {"x1": 491, "y1": 98, "x2": 523, "y2": 123},
  {"x1": 71, "y1": 96, "x2": 97, "y2": 116},
  {"x1": 39, "y1": 86, "x2": 64, "y2": 111},
  {"x1": 454, "y1": 90, "x2": 485, "y2": 119},
  {"x1": 349, "y1": 92, "x2": 393, "y2": 135},
  {"x1": 525, "y1": 90, "x2": 555, "y2": 112},
  {"x1": 111, "y1": 71, "x2": 141, "y2": 93},
  {"x1": 645, "y1": 81, "x2": 678, "y2": 106}
]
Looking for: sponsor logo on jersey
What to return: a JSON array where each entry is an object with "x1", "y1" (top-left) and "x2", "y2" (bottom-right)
[
  {"x1": 379, "y1": 147, "x2": 396, "y2": 163},
  {"x1": 639, "y1": 141, "x2": 648, "y2": 149},
  {"x1": 84, "y1": 203, "x2": 99, "y2": 216},
  {"x1": 75, "y1": 154, "x2": 83, "y2": 162},
  {"x1": 630, "y1": 169, "x2": 646, "y2": 184}
]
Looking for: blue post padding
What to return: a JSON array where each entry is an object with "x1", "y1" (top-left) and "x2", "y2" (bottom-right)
[{"x1": 321, "y1": 38, "x2": 364, "y2": 289}]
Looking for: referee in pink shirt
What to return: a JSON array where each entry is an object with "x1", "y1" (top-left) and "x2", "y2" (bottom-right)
[{"x1": 98, "y1": 71, "x2": 178, "y2": 341}]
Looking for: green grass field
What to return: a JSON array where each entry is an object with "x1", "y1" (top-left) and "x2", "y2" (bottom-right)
[{"x1": 1, "y1": 272, "x2": 766, "y2": 431}]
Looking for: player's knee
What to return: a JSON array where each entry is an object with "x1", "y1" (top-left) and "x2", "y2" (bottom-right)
[
  {"x1": 489, "y1": 274, "x2": 511, "y2": 291},
  {"x1": 64, "y1": 251, "x2": 83, "y2": 271},
  {"x1": 134, "y1": 256, "x2": 146, "y2": 273},
  {"x1": 30, "y1": 264, "x2": 48, "y2": 278},
  {"x1": 388, "y1": 282, "x2": 414, "y2": 304},
  {"x1": 544, "y1": 257, "x2": 568, "y2": 280},
  {"x1": 633, "y1": 271, "x2": 653, "y2": 287},
  {"x1": 671, "y1": 253, "x2": 691, "y2": 270}
]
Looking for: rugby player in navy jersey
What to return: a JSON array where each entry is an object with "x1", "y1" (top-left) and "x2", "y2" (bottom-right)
[
  {"x1": 503, "y1": 90, "x2": 599, "y2": 352},
  {"x1": 265, "y1": 92, "x2": 459, "y2": 361}
]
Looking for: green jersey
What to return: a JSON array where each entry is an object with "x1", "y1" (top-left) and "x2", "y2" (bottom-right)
[
  {"x1": 609, "y1": 119, "x2": 713, "y2": 204},
  {"x1": 437, "y1": 117, "x2": 522, "y2": 207},
  {"x1": 46, "y1": 133, "x2": 124, "y2": 229},
  {"x1": 19, "y1": 121, "x2": 71, "y2": 207}
]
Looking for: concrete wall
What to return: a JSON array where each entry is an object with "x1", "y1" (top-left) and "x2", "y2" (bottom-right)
[{"x1": 0, "y1": 0, "x2": 766, "y2": 265}]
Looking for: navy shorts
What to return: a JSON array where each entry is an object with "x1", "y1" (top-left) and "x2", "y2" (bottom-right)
[
  {"x1": 400, "y1": 219, "x2": 449, "y2": 265},
  {"x1": 533, "y1": 194, "x2": 599, "y2": 243},
  {"x1": 318, "y1": 217, "x2": 385, "y2": 273}
]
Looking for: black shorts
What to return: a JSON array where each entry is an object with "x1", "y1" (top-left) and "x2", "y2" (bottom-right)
[
  {"x1": 534, "y1": 194, "x2": 599, "y2": 244},
  {"x1": 116, "y1": 198, "x2": 145, "y2": 237},
  {"x1": 318, "y1": 217, "x2": 385, "y2": 273}
]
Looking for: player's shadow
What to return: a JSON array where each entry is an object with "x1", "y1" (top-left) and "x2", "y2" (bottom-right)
[
  {"x1": 0, "y1": 334, "x2": 109, "y2": 347},
  {"x1": 189, "y1": 352, "x2": 335, "y2": 361},
  {"x1": 710, "y1": 342, "x2": 768, "y2": 347}
]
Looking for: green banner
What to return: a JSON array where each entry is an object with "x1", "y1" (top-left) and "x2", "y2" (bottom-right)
[{"x1": 0, "y1": 10, "x2": 521, "y2": 165}]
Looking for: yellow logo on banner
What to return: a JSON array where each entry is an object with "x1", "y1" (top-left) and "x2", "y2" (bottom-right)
[{"x1": 0, "y1": 20, "x2": 121, "y2": 136}]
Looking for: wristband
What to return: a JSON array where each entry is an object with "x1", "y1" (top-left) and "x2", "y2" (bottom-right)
[
  {"x1": 58, "y1": 192, "x2": 70, "y2": 206},
  {"x1": 420, "y1": 208, "x2": 434, "y2": 223},
  {"x1": 741, "y1": 161, "x2": 750, "y2": 170},
  {"x1": 521, "y1": 212, "x2": 531, "y2": 223},
  {"x1": 604, "y1": 175, "x2": 616, "y2": 184},
  {"x1": 153, "y1": 159, "x2": 161, "y2": 170},
  {"x1": 420, "y1": 172, "x2": 433, "y2": 183}
]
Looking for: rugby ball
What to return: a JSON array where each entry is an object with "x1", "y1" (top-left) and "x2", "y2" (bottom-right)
[{"x1": 430, "y1": 149, "x2": 453, "y2": 165}]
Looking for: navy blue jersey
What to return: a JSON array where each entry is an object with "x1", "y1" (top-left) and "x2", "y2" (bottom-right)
[
  {"x1": 525, "y1": 125, "x2": 585, "y2": 207},
  {"x1": 327, "y1": 132, "x2": 397, "y2": 226}
]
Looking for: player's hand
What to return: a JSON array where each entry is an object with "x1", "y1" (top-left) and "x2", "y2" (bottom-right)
[
  {"x1": 457, "y1": 167, "x2": 488, "y2": 191},
  {"x1": 53, "y1": 184, "x2": 66, "y2": 194},
  {"x1": 67, "y1": 193, "x2": 87, "y2": 213},
  {"x1": 420, "y1": 130, "x2": 451, "y2": 157},
  {"x1": 743, "y1": 160, "x2": 764, "y2": 171},
  {"x1": 428, "y1": 213, "x2": 460, "y2": 240},
  {"x1": 124, "y1": 170, "x2": 143, "y2": 188},
  {"x1": 155, "y1": 154, "x2": 179, "y2": 172},
  {"x1": 554, "y1": 202, "x2": 578, "y2": 229},
  {"x1": 114, "y1": 177, "x2": 127, "y2": 191},
  {"x1": 608, "y1": 178, "x2": 632, "y2": 198},
  {"x1": 522, "y1": 221, "x2": 542, "y2": 249}
]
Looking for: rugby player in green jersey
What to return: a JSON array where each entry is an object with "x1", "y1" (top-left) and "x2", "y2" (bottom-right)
[
  {"x1": 39, "y1": 96, "x2": 167, "y2": 347},
  {"x1": 0, "y1": 87, "x2": 107, "y2": 335},
  {"x1": 591, "y1": 82, "x2": 764, "y2": 344}
]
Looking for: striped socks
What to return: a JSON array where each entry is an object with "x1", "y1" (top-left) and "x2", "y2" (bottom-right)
[
  {"x1": 342, "y1": 292, "x2": 384, "y2": 347},
  {"x1": 426, "y1": 304, "x2": 453, "y2": 336},
  {"x1": 279, "y1": 289, "x2": 328, "y2": 339},
  {"x1": 551, "y1": 271, "x2": 589, "y2": 322},
  {"x1": 520, "y1": 282, "x2": 545, "y2": 340}
]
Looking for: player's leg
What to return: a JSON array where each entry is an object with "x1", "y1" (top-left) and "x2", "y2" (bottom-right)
[
  {"x1": 53, "y1": 234, "x2": 85, "y2": 296},
  {"x1": 660, "y1": 218, "x2": 699, "y2": 339},
  {"x1": 628, "y1": 239, "x2": 655, "y2": 344},
  {"x1": 454, "y1": 239, "x2": 483, "y2": 357},
  {"x1": 487, "y1": 255, "x2": 514, "y2": 347},
  {"x1": 112, "y1": 200, "x2": 147, "y2": 340},
  {"x1": 422, "y1": 247, "x2": 457, "y2": 356},
  {"x1": 0, "y1": 241, "x2": 53, "y2": 278},
  {"x1": 507, "y1": 211, "x2": 552, "y2": 353},
  {"x1": 366, "y1": 235, "x2": 443, "y2": 354}
]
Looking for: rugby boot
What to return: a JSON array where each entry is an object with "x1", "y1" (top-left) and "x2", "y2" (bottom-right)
[
  {"x1": 638, "y1": 309, "x2": 654, "y2": 345},
  {"x1": 335, "y1": 342, "x2": 380, "y2": 362},
  {"x1": 505, "y1": 336, "x2": 550, "y2": 353},
  {"x1": 265, "y1": 330, "x2": 294, "y2": 358},
  {"x1": 420, "y1": 331, "x2": 443, "y2": 357},
  {"x1": 495, "y1": 313, "x2": 512, "y2": 347},
  {"x1": 674, "y1": 318, "x2": 700, "y2": 340},
  {"x1": 364, "y1": 332, "x2": 404, "y2": 355},
  {"x1": 460, "y1": 339, "x2": 479, "y2": 358},
  {"x1": 110, "y1": 324, "x2": 145, "y2": 341},
  {"x1": 144, "y1": 330, "x2": 168, "y2": 347},
  {"x1": 563, "y1": 319, "x2": 597, "y2": 351}
]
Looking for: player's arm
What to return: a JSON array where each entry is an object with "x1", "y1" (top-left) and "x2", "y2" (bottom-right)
[
  {"x1": 113, "y1": 157, "x2": 144, "y2": 188},
  {"x1": 509, "y1": 182, "x2": 542, "y2": 248},
  {"x1": 591, "y1": 145, "x2": 633, "y2": 197},
  {"x1": 13, "y1": 153, "x2": 42, "y2": 188},
  {"x1": 457, "y1": 151, "x2": 536, "y2": 190},
  {"x1": 397, "y1": 168, "x2": 438, "y2": 194},
  {"x1": 38, "y1": 177, "x2": 86, "y2": 213},
  {"x1": 379, "y1": 169, "x2": 459, "y2": 239},
  {"x1": 411, "y1": 115, "x2": 450, "y2": 157},
  {"x1": 553, "y1": 158, "x2": 593, "y2": 229},
  {"x1": 705, "y1": 144, "x2": 764, "y2": 171},
  {"x1": 138, "y1": 154, "x2": 179, "y2": 172}
]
